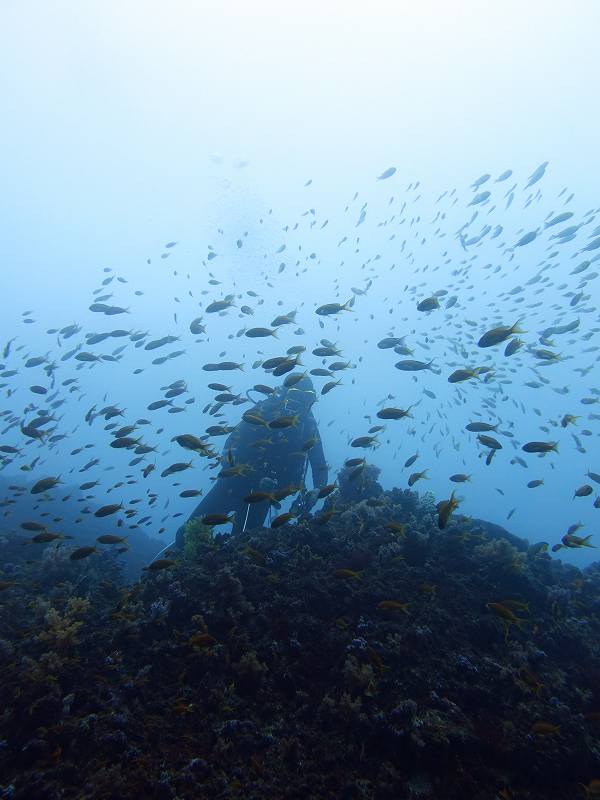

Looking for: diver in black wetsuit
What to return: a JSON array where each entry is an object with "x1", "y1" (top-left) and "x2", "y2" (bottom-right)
[{"x1": 175, "y1": 376, "x2": 328, "y2": 546}]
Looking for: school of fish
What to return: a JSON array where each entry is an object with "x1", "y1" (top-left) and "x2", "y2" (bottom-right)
[{"x1": 1, "y1": 160, "x2": 599, "y2": 563}]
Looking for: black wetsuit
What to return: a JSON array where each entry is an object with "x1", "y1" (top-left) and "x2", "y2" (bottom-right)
[{"x1": 175, "y1": 382, "x2": 327, "y2": 545}]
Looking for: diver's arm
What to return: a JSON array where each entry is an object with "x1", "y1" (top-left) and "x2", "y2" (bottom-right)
[{"x1": 307, "y1": 422, "x2": 328, "y2": 488}]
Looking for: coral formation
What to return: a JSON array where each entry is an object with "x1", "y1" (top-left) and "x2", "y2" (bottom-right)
[
  {"x1": 0, "y1": 486, "x2": 599, "y2": 798},
  {"x1": 182, "y1": 517, "x2": 215, "y2": 562}
]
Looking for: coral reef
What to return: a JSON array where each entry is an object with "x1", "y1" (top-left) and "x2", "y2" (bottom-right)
[
  {"x1": 182, "y1": 517, "x2": 216, "y2": 562},
  {"x1": 0, "y1": 486, "x2": 599, "y2": 798}
]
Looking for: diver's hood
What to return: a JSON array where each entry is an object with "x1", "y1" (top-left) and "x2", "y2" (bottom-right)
[{"x1": 281, "y1": 376, "x2": 317, "y2": 411}]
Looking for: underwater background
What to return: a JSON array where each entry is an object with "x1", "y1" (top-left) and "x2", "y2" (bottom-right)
[{"x1": 2, "y1": 2, "x2": 600, "y2": 798}]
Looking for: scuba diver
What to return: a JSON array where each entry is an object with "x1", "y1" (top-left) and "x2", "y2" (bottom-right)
[{"x1": 175, "y1": 376, "x2": 328, "y2": 547}]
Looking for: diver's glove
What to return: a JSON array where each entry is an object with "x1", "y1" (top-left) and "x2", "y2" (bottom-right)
[{"x1": 290, "y1": 488, "x2": 320, "y2": 519}]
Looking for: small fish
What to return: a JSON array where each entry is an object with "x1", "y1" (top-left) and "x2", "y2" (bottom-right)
[
  {"x1": 544, "y1": 211, "x2": 572, "y2": 228},
  {"x1": 317, "y1": 483, "x2": 337, "y2": 499},
  {"x1": 143, "y1": 559, "x2": 177, "y2": 571},
  {"x1": 486, "y1": 602, "x2": 526, "y2": 637},
  {"x1": 172, "y1": 434, "x2": 214, "y2": 454},
  {"x1": 525, "y1": 161, "x2": 548, "y2": 189},
  {"x1": 504, "y1": 337, "x2": 524, "y2": 357},
  {"x1": 377, "y1": 337, "x2": 404, "y2": 349},
  {"x1": 206, "y1": 298, "x2": 235, "y2": 314},
  {"x1": 345, "y1": 457, "x2": 365, "y2": 468},
  {"x1": 437, "y1": 491, "x2": 460, "y2": 529},
  {"x1": 70, "y1": 546, "x2": 97, "y2": 561},
  {"x1": 561, "y1": 414, "x2": 578, "y2": 428},
  {"x1": 417, "y1": 296, "x2": 440, "y2": 312},
  {"x1": 245, "y1": 327, "x2": 278, "y2": 338},
  {"x1": 514, "y1": 230, "x2": 538, "y2": 248},
  {"x1": 478, "y1": 321, "x2": 524, "y2": 348},
  {"x1": 351, "y1": 435, "x2": 379, "y2": 449},
  {"x1": 269, "y1": 414, "x2": 299, "y2": 429},
  {"x1": 190, "y1": 318, "x2": 206, "y2": 335},
  {"x1": 377, "y1": 166, "x2": 396, "y2": 180},
  {"x1": 97, "y1": 535, "x2": 128, "y2": 545},
  {"x1": 188, "y1": 632, "x2": 216, "y2": 649},
  {"x1": 384, "y1": 521, "x2": 406, "y2": 536},
  {"x1": 470, "y1": 173, "x2": 490, "y2": 190},
  {"x1": 522, "y1": 441, "x2": 558, "y2": 454},
  {"x1": 315, "y1": 299, "x2": 354, "y2": 316},
  {"x1": 469, "y1": 190, "x2": 491, "y2": 206},
  {"x1": 271, "y1": 512, "x2": 296, "y2": 528},
  {"x1": 561, "y1": 533, "x2": 595, "y2": 549},
  {"x1": 377, "y1": 600, "x2": 410, "y2": 614},
  {"x1": 284, "y1": 372, "x2": 308, "y2": 388},
  {"x1": 94, "y1": 502, "x2": 124, "y2": 518},
  {"x1": 201, "y1": 513, "x2": 236, "y2": 526},
  {"x1": 243, "y1": 491, "x2": 275, "y2": 504},
  {"x1": 530, "y1": 721, "x2": 560, "y2": 737},
  {"x1": 529, "y1": 542, "x2": 549, "y2": 556},
  {"x1": 395, "y1": 359, "x2": 435, "y2": 372},
  {"x1": 161, "y1": 461, "x2": 193, "y2": 478},
  {"x1": 448, "y1": 368, "x2": 482, "y2": 383},
  {"x1": 377, "y1": 406, "x2": 413, "y2": 421},
  {"x1": 573, "y1": 484, "x2": 593, "y2": 499},
  {"x1": 20, "y1": 521, "x2": 47, "y2": 531},
  {"x1": 202, "y1": 362, "x2": 244, "y2": 372},
  {"x1": 31, "y1": 476, "x2": 61, "y2": 494},
  {"x1": 466, "y1": 422, "x2": 498, "y2": 433},
  {"x1": 333, "y1": 568, "x2": 362, "y2": 580},
  {"x1": 408, "y1": 470, "x2": 428, "y2": 487},
  {"x1": 477, "y1": 435, "x2": 503, "y2": 450},
  {"x1": 147, "y1": 399, "x2": 173, "y2": 411},
  {"x1": 302, "y1": 436, "x2": 320, "y2": 451},
  {"x1": 404, "y1": 451, "x2": 419, "y2": 468},
  {"x1": 110, "y1": 436, "x2": 141, "y2": 450},
  {"x1": 320, "y1": 379, "x2": 342, "y2": 396},
  {"x1": 29, "y1": 532, "x2": 71, "y2": 544}
]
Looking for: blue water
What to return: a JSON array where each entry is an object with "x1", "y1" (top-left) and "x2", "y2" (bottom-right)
[{"x1": 2, "y1": 2, "x2": 599, "y2": 569}]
